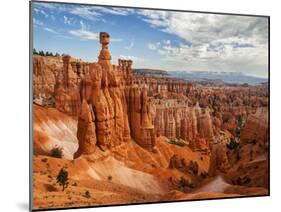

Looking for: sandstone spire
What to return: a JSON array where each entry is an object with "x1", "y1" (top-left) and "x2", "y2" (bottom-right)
[{"x1": 98, "y1": 32, "x2": 112, "y2": 68}]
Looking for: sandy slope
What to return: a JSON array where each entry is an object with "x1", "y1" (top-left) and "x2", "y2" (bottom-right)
[
  {"x1": 33, "y1": 155, "x2": 163, "y2": 209},
  {"x1": 33, "y1": 104, "x2": 78, "y2": 159},
  {"x1": 195, "y1": 176, "x2": 229, "y2": 193}
]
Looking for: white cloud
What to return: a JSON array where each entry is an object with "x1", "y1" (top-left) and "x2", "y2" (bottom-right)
[
  {"x1": 40, "y1": 9, "x2": 48, "y2": 18},
  {"x1": 69, "y1": 20, "x2": 122, "y2": 41},
  {"x1": 69, "y1": 20, "x2": 98, "y2": 40},
  {"x1": 138, "y1": 10, "x2": 268, "y2": 45},
  {"x1": 33, "y1": 2, "x2": 57, "y2": 10},
  {"x1": 33, "y1": 8, "x2": 39, "y2": 14},
  {"x1": 70, "y1": 6, "x2": 101, "y2": 21},
  {"x1": 69, "y1": 30, "x2": 99, "y2": 40},
  {"x1": 125, "y1": 41, "x2": 134, "y2": 50},
  {"x1": 63, "y1": 16, "x2": 72, "y2": 25},
  {"x1": 138, "y1": 10, "x2": 268, "y2": 77},
  {"x1": 79, "y1": 20, "x2": 87, "y2": 30},
  {"x1": 43, "y1": 27, "x2": 58, "y2": 34},
  {"x1": 93, "y1": 7, "x2": 135, "y2": 16},
  {"x1": 119, "y1": 55, "x2": 144, "y2": 62},
  {"x1": 163, "y1": 40, "x2": 170, "y2": 45},
  {"x1": 33, "y1": 18, "x2": 44, "y2": 26},
  {"x1": 34, "y1": 3, "x2": 135, "y2": 24},
  {"x1": 147, "y1": 43, "x2": 157, "y2": 50}
]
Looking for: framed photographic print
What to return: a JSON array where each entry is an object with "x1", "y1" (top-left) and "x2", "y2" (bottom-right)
[{"x1": 30, "y1": 0, "x2": 269, "y2": 210}]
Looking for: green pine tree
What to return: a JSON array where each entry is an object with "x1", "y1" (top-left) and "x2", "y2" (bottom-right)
[
  {"x1": 39, "y1": 50, "x2": 44, "y2": 56},
  {"x1": 33, "y1": 48, "x2": 38, "y2": 55},
  {"x1": 56, "y1": 168, "x2": 69, "y2": 192}
]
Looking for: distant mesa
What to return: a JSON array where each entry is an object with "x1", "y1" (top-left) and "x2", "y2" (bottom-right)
[
  {"x1": 133, "y1": 68, "x2": 169, "y2": 77},
  {"x1": 169, "y1": 70, "x2": 268, "y2": 85}
]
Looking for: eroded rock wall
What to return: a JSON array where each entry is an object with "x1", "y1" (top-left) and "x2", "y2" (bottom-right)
[{"x1": 151, "y1": 99, "x2": 214, "y2": 151}]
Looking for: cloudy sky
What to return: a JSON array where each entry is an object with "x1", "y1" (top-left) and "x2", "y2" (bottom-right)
[{"x1": 32, "y1": 2, "x2": 269, "y2": 78}]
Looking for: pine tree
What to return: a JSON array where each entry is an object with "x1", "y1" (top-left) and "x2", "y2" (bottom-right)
[
  {"x1": 56, "y1": 168, "x2": 69, "y2": 191},
  {"x1": 33, "y1": 48, "x2": 38, "y2": 55},
  {"x1": 39, "y1": 50, "x2": 44, "y2": 56}
]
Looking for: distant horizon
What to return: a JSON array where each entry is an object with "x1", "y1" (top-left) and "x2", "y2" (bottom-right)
[
  {"x1": 33, "y1": 48, "x2": 268, "y2": 80},
  {"x1": 32, "y1": 2, "x2": 269, "y2": 78}
]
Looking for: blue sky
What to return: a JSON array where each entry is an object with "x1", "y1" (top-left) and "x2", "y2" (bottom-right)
[{"x1": 32, "y1": 2, "x2": 268, "y2": 78}]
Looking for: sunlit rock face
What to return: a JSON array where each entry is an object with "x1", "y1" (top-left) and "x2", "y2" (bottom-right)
[
  {"x1": 74, "y1": 99, "x2": 96, "y2": 158},
  {"x1": 240, "y1": 108, "x2": 268, "y2": 147},
  {"x1": 208, "y1": 142, "x2": 230, "y2": 177},
  {"x1": 150, "y1": 98, "x2": 214, "y2": 151},
  {"x1": 128, "y1": 86, "x2": 156, "y2": 150},
  {"x1": 33, "y1": 54, "x2": 90, "y2": 111},
  {"x1": 33, "y1": 56, "x2": 58, "y2": 106},
  {"x1": 54, "y1": 55, "x2": 82, "y2": 116}
]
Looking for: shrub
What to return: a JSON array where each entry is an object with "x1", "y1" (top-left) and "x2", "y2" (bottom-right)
[
  {"x1": 50, "y1": 146, "x2": 63, "y2": 158},
  {"x1": 237, "y1": 115, "x2": 244, "y2": 127},
  {"x1": 45, "y1": 184, "x2": 57, "y2": 192},
  {"x1": 227, "y1": 138, "x2": 239, "y2": 150},
  {"x1": 41, "y1": 158, "x2": 48, "y2": 163},
  {"x1": 201, "y1": 171, "x2": 209, "y2": 179},
  {"x1": 188, "y1": 160, "x2": 199, "y2": 176},
  {"x1": 168, "y1": 138, "x2": 188, "y2": 147},
  {"x1": 84, "y1": 190, "x2": 91, "y2": 198},
  {"x1": 235, "y1": 128, "x2": 241, "y2": 137},
  {"x1": 107, "y1": 176, "x2": 112, "y2": 181},
  {"x1": 235, "y1": 176, "x2": 251, "y2": 185},
  {"x1": 177, "y1": 177, "x2": 194, "y2": 192}
]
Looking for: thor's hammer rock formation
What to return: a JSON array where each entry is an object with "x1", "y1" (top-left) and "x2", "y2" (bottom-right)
[{"x1": 75, "y1": 32, "x2": 156, "y2": 157}]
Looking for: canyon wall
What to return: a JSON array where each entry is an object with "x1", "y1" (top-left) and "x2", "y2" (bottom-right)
[
  {"x1": 133, "y1": 76, "x2": 192, "y2": 97},
  {"x1": 33, "y1": 56, "x2": 58, "y2": 106},
  {"x1": 54, "y1": 55, "x2": 81, "y2": 116}
]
